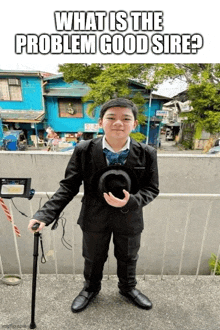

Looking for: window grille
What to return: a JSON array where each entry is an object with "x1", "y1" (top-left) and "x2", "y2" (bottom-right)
[
  {"x1": 8, "y1": 78, "x2": 21, "y2": 86},
  {"x1": 0, "y1": 78, "x2": 22, "y2": 101}
]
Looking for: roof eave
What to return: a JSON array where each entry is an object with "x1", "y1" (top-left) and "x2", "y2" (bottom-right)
[{"x1": 0, "y1": 70, "x2": 46, "y2": 78}]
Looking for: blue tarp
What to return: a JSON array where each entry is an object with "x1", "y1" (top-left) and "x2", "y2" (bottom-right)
[
  {"x1": 0, "y1": 119, "x2": 3, "y2": 146},
  {"x1": 3, "y1": 134, "x2": 18, "y2": 150}
]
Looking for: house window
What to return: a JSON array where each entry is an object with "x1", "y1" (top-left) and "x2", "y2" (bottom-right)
[
  {"x1": 0, "y1": 78, "x2": 22, "y2": 101},
  {"x1": 58, "y1": 98, "x2": 83, "y2": 118}
]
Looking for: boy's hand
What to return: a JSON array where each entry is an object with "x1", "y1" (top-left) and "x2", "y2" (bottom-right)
[
  {"x1": 28, "y1": 219, "x2": 45, "y2": 233},
  {"x1": 103, "y1": 189, "x2": 130, "y2": 208}
]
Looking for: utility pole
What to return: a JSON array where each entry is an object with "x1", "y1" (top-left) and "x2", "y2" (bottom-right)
[
  {"x1": 146, "y1": 92, "x2": 152, "y2": 145},
  {"x1": 0, "y1": 117, "x2": 3, "y2": 141},
  {"x1": 34, "y1": 123, "x2": 38, "y2": 149}
]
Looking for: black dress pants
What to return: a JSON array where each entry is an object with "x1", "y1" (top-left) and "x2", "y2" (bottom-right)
[{"x1": 82, "y1": 230, "x2": 141, "y2": 293}]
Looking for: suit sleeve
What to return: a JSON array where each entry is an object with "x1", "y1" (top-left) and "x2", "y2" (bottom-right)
[
  {"x1": 32, "y1": 145, "x2": 83, "y2": 226},
  {"x1": 121, "y1": 147, "x2": 159, "y2": 213}
]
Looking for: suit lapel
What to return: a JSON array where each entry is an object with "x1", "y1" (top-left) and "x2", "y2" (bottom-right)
[
  {"x1": 92, "y1": 137, "x2": 107, "y2": 170},
  {"x1": 125, "y1": 138, "x2": 142, "y2": 168}
]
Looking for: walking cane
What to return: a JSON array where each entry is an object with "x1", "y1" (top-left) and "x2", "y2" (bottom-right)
[{"x1": 30, "y1": 223, "x2": 40, "y2": 329}]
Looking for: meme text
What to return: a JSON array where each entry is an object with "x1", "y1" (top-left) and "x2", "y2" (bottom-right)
[{"x1": 15, "y1": 11, "x2": 204, "y2": 55}]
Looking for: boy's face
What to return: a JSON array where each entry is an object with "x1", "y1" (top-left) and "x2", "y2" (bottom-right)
[{"x1": 99, "y1": 107, "x2": 138, "y2": 141}]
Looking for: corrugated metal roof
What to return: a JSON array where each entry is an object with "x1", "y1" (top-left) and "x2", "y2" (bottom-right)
[
  {"x1": 0, "y1": 110, "x2": 45, "y2": 123},
  {"x1": 43, "y1": 73, "x2": 63, "y2": 81},
  {"x1": 0, "y1": 70, "x2": 53, "y2": 78},
  {"x1": 153, "y1": 79, "x2": 188, "y2": 98}
]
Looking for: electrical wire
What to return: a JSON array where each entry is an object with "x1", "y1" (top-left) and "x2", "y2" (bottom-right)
[
  {"x1": 11, "y1": 195, "x2": 72, "y2": 251},
  {"x1": 11, "y1": 198, "x2": 29, "y2": 217},
  {"x1": 54, "y1": 212, "x2": 72, "y2": 250},
  {"x1": 40, "y1": 234, "x2": 46, "y2": 263},
  {"x1": 44, "y1": 193, "x2": 72, "y2": 250}
]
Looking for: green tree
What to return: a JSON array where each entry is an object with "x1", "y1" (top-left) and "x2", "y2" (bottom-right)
[
  {"x1": 59, "y1": 63, "x2": 220, "y2": 147},
  {"x1": 148, "y1": 64, "x2": 220, "y2": 139},
  {"x1": 58, "y1": 63, "x2": 151, "y2": 120}
]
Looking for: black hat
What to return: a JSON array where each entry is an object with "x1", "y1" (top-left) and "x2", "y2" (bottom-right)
[{"x1": 91, "y1": 165, "x2": 139, "y2": 199}]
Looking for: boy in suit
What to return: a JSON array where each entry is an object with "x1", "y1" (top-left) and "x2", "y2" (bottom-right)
[{"x1": 28, "y1": 98, "x2": 159, "y2": 312}]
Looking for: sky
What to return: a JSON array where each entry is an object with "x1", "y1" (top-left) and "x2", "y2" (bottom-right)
[{"x1": 0, "y1": 1, "x2": 219, "y2": 74}]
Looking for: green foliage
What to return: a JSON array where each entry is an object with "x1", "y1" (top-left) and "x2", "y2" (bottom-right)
[
  {"x1": 83, "y1": 64, "x2": 133, "y2": 114},
  {"x1": 209, "y1": 253, "x2": 220, "y2": 275},
  {"x1": 202, "y1": 111, "x2": 220, "y2": 135},
  {"x1": 59, "y1": 63, "x2": 151, "y2": 120},
  {"x1": 188, "y1": 82, "x2": 220, "y2": 135},
  {"x1": 58, "y1": 63, "x2": 220, "y2": 137},
  {"x1": 150, "y1": 64, "x2": 220, "y2": 136},
  {"x1": 131, "y1": 92, "x2": 146, "y2": 125},
  {"x1": 130, "y1": 132, "x2": 146, "y2": 143},
  {"x1": 194, "y1": 122, "x2": 203, "y2": 140},
  {"x1": 188, "y1": 82, "x2": 220, "y2": 112},
  {"x1": 178, "y1": 123, "x2": 195, "y2": 149},
  {"x1": 145, "y1": 64, "x2": 185, "y2": 89},
  {"x1": 58, "y1": 63, "x2": 103, "y2": 84},
  {"x1": 181, "y1": 139, "x2": 194, "y2": 150}
]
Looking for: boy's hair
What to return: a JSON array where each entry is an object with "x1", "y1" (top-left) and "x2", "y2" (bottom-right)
[{"x1": 99, "y1": 98, "x2": 138, "y2": 120}]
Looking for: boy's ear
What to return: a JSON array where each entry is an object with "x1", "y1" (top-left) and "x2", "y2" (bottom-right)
[
  {"x1": 133, "y1": 120, "x2": 138, "y2": 129},
  {"x1": 98, "y1": 118, "x2": 103, "y2": 127}
]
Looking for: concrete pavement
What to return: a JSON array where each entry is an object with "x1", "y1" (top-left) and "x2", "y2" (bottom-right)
[
  {"x1": 1, "y1": 274, "x2": 220, "y2": 330},
  {"x1": 158, "y1": 137, "x2": 204, "y2": 154}
]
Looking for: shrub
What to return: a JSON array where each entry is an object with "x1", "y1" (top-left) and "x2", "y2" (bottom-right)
[
  {"x1": 208, "y1": 253, "x2": 220, "y2": 275},
  {"x1": 130, "y1": 132, "x2": 146, "y2": 143}
]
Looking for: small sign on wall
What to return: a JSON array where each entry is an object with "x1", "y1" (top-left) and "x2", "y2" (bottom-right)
[
  {"x1": 156, "y1": 110, "x2": 168, "y2": 116},
  {"x1": 84, "y1": 123, "x2": 99, "y2": 132}
]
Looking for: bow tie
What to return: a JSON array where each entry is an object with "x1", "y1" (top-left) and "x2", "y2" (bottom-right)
[{"x1": 103, "y1": 148, "x2": 130, "y2": 165}]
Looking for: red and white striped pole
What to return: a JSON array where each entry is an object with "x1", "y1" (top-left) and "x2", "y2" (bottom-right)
[{"x1": 0, "y1": 197, "x2": 21, "y2": 237}]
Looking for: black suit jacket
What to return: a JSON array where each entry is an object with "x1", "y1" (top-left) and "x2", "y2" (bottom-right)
[{"x1": 33, "y1": 137, "x2": 159, "y2": 235}]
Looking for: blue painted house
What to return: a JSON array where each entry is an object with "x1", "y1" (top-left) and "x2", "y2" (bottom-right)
[
  {"x1": 43, "y1": 74, "x2": 100, "y2": 141},
  {"x1": 0, "y1": 70, "x2": 169, "y2": 147},
  {"x1": 43, "y1": 74, "x2": 169, "y2": 145},
  {"x1": 0, "y1": 70, "x2": 50, "y2": 144}
]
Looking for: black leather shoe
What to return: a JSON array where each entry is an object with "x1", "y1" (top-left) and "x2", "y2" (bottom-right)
[
  {"x1": 119, "y1": 288, "x2": 152, "y2": 310},
  {"x1": 71, "y1": 290, "x2": 99, "y2": 313}
]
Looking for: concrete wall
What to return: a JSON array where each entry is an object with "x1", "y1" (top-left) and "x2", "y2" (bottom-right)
[{"x1": 0, "y1": 151, "x2": 220, "y2": 276}]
